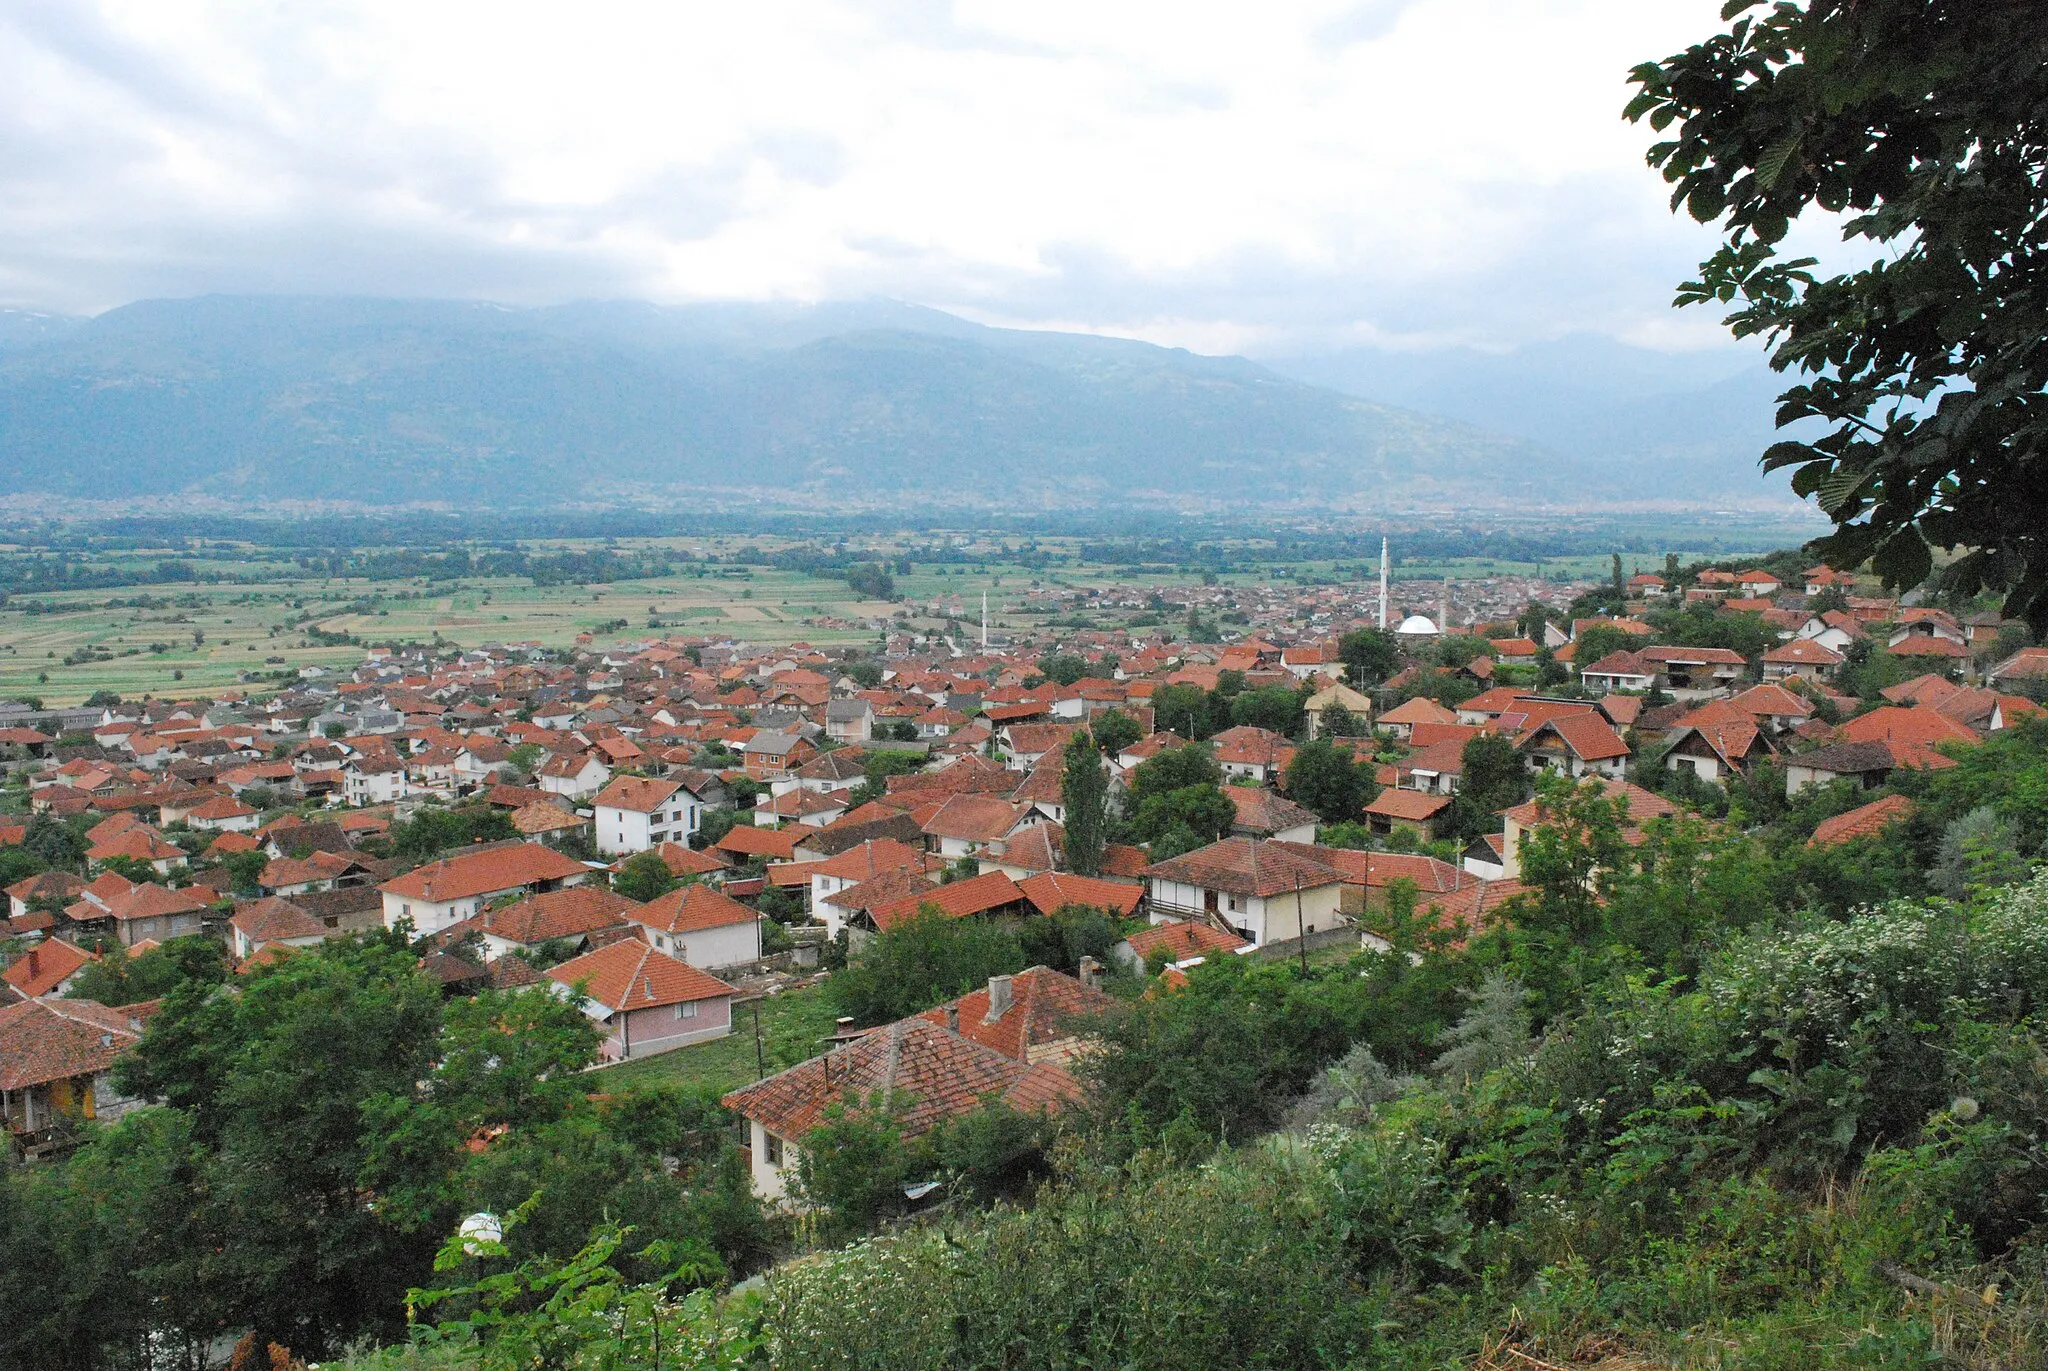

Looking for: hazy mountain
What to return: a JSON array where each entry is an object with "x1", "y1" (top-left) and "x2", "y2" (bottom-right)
[
  {"x1": 0, "y1": 297, "x2": 1794, "y2": 510},
  {"x1": 1259, "y1": 334, "x2": 1800, "y2": 500}
]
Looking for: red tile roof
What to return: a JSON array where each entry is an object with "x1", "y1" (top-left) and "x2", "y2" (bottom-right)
[
  {"x1": 720, "y1": 1015, "x2": 1083, "y2": 1142},
  {"x1": 711, "y1": 824, "x2": 802, "y2": 862},
  {"x1": 1144, "y1": 836, "x2": 1343, "y2": 898},
  {"x1": 590, "y1": 775, "x2": 683, "y2": 814},
  {"x1": 1, "y1": 937, "x2": 94, "y2": 998},
  {"x1": 1017, "y1": 871, "x2": 1143, "y2": 918},
  {"x1": 630, "y1": 883, "x2": 757, "y2": 934},
  {"x1": 461, "y1": 885, "x2": 638, "y2": 944},
  {"x1": 872, "y1": 869, "x2": 1028, "y2": 930},
  {"x1": 1364, "y1": 789, "x2": 1454, "y2": 822},
  {"x1": 0, "y1": 998, "x2": 142, "y2": 1091},
  {"x1": 379, "y1": 843, "x2": 589, "y2": 903},
  {"x1": 915, "y1": 967, "x2": 1117, "y2": 1060},
  {"x1": 1809, "y1": 793, "x2": 1917, "y2": 848},
  {"x1": 1122, "y1": 919, "x2": 1248, "y2": 963},
  {"x1": 545, "y1": 940, "x2": 735, "y2": 1012}
]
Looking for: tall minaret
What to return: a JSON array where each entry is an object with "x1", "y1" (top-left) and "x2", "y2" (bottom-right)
[
  {"x1": 1377, "y1": 537, "x2": 1389, "y2": 630},
  {"x1": 1438, "y1": 582, "x2": 1449, "y2": 634},
  {"x1": 980, "y1": 591, "x2": 988, "y2": 650}
]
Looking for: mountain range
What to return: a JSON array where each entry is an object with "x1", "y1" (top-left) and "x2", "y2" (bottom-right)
[{"x1": 0, "y1": 296, "x2": 1802, "y2": 512}]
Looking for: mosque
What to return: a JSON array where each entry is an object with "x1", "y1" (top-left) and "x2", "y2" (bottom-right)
[{"x1": 1376, "y1": 537, "x2": 1446, "y2": 644}]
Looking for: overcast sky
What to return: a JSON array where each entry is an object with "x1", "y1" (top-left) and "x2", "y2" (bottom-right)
[{"x1": 0, "y1": 0, "x2": 1793, "y2": 356}]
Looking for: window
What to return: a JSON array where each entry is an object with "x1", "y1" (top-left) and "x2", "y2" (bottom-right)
[
  {"x1": 763, "y1": 1131, "x2": 784, "y2": 1167},
  {"x1": 675, "y1": 1001, "x2": 698, "y2": 1020}
]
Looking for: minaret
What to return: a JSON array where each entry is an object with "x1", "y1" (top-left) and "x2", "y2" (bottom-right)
[
  {"x1": 980, "y1": 591, "x2": 988, "y2": 650},
  {"x1": 1438, "y1": 582, "x2": 1449, "y2": 634},
  {"x1": 1377, "y1": 537, "x2": 1389, "y2": 630}
]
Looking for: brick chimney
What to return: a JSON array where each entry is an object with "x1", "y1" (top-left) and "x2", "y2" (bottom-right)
[
  {"x1": 1078, "y1": 955, "x2": 1101, "y2": 990},
  {"x1": 984, "y1": 974, "x2": 1013, "y2": 1022},
  {"x1": 943, "y1": 1001, "x2": 959, "y2": 1032}
]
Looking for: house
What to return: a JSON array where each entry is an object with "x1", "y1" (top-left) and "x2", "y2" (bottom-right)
[
  {"x1": 1, "y1": 938, "x2": 95, "y2": 999},
  {"x1": 922, "y1": 794, "x2": 1030, "y2": 860},
  {"x1": 752, "y1": 787, "x2": 849, "y2": 829},
  {"x1": 1303, "y1": 682, "x2": 1373, "y2": 738},
  {"x1": 592, "y1": 775, "x2": 704, "y2": 857},
  {"x1": 1375, "y1": 698, "x2": 1458, "y2": 742},
  {"x1": 742, "y1": 731, "x2": 817, "y2": 781},
  {"x1": 1986, "y1": 646, "x2": 2048, "y2": 687},
  {"x1": 1209, "y1": 726, "x2": 1297, "y2": 783},
  {"x1": 1225, "y1": 787, "x2": 1321, "y2": 843},
  {"x1": 379, "y1": 843, "x2": 591, "y2": 935},
  {"x1": 824, "y1": 698, "x2": 875, "y2": 743},
  {"x1": 99, "y1": 883, "x2": 210, "y2": 948},
  {"x1": 1576, "y1": 651, "x2": 1656, "y2": 695},
  {"x1": 8, "y1": 872, "x2": 87, "y2": 921},
  {"x1": 869, "y1": 869, "x2": 1030, "y2": 932},
  {"x1": 86, "y1": 827, "x2": 188, "y2": 877},
  {"x1": 510, "y1": 801, "x2": 592, "y2": 847},
  {"x1": 1661, "y1": 715, "x2": 1773, "y2": 783},
  {"x1": 343, "y1": 757, "x2": 410, "y2": 806},
  {"x1": 1, "y1": 999, "x2": 146, "y2": 1153},
  {"x1": 1626, "y1": 573, "x2": 1669, "y2": 598},
  {"x1": 1762, "y1": 638, "x2": 1844, "y2": 682},
  {"x1": 1808, "y1": 793, "x2": 1916, "y2": 848},
  {"x1": 913, "y1": 966, "x2": 1116, "y2": 1066},
  {"x1": 229, "y1": 897, "x2": 330, "y2": 959},
  {"x1": 1516, "y1": 714, "x2": 1630, "y2": 780},
  {"x1": 1796, "y1": 611, "x2": 1868, "y2": 654},
  {"x1": 805, "y1": 838, "x2": 934, "y2": 936},
  {"x1": 537, "y1": 750, "x2": 611, "y2": 799},
  {"x1": 1362, "y1": 788, "x2": 1454, "y2": 842},
  {"x1": 627, "y1": 884, "x2": 762, "y2": 970},
  {"x1": 1143, "y1": 837, "x2": 1344, "y2": 948},
  {"x1": 444, "y1": 885, "x2": 638, "y2": 960},
  {"x1": 1113, "y1": 918, "x2": 1249, "y2": 971},
  {"x1": 1733, "y1": 568, "x2": 1784, "y2": 596},
  {"x1": 721, "y1": 1011, "x2": 1083, "y2": 1203},
  {"x1": 545, "y1": 940, "x2": 736, "y2": 1062},
  {"x1": 1804, "y1": 566, "x2": 1857, "y2": 595},
  {"x1": 1639, "y1": 645, "x2": 1749, "y2": 694},
  {"x1": 1783, "y1": 740, "x2": 1929, "y2": 796},
  {"x1": 177, "y1": 794, "x2": 260, "y2": 833},
  {"x1": 259, "y1": 849, "x2": 383, "y2": 897}
]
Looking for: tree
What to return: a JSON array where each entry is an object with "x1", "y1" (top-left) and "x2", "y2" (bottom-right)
[
  {"x1": 843, "y1": 659, "x2": 884, "y2": 688},
  {"x1": 612, "y1": 850, "x2": 678, "y2": 903},
  {"x1": 1629, "y1": 2, "x2": 2048, "y2": 630},
  {"x1": 1338, "y1": 629, "x2": 1400, "y2": 687},
  {"x1": 1455, "y1": 734, "x2": 1529, "y2": 839},
  {"x1": 1610, "y1": 553, "x2": 1625, "y2": 601},
  {"x1": 1060, "y1": 733, "x2": 1108, "y2": 877},
  {"x1": 1283, "y1": 739, "x2": 1375, "y2": 825},
  {"x1": 1149, "y1": 683, "x2": 1214, "y2": 740},
  {"x1": 21, "y1": 811, "x2": 85, "y2": 872},
  {"x1": 1037, "y1": 653, "x2": 1089, "y2": 686},
  {"x1": 66, "y1": 935, "x2": 227, "y2": 1007},
  {"x1": 828, "y1": 908, "x2": 1026, "y2": 1025},
  {"x1": 1088, "y1": 708, "x2": 1143, "y2": 758},
  {"x1": 1570, "y1": 624, "x2": 1639, "y2": 672},
  {"x1": 1229, "y1": 686, "x2": 1305, "y2": 737},
  {"x1": 384, "y1": 804, "x2": 516, "y2": 867}
]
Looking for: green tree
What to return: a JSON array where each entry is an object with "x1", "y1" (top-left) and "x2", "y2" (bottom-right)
[
  {"x1": 611, "y1": 850, "x2": 678, "y2": 903},
  {"x1": 1088, "y1": 708, "x2": 1143, "y2": 758},
  {"x1": 1060, "y1": 732, "x2": 1108, "y2": 877},
  {"x1": 1338, "y1": 628, "x2": 1400, "y2": 687},
  {"x1": 1570, "y1": 624, "x2": 1639, "y2": 672},
  {"x1": 1454, "y1": 733, "x2": 1529, "y2": 839},
  {"x1": 66, "y1": 934, "x2": 228, "y2": 1007},
  {"x1": 21, "y1": 811, "x2": 86, "y2": 872},
  {"x1": 1629, "y1": 1, "x2": 2048, "y2": 629},
  {"x1": 1283, "y1": 739, "x2": 1375, "y2": 825},
  {"x1": 829, "y1": 908, "x2": 1026, "y2": 1025},
  {"x1": 385, "y1": 804, "x2": 516, "y2": 867},
  {"x1": 1228, "y1": 686, "x2": 1305, "y2": 736},
  {"x1": 1037, "y1": 653, "x2": 1089, "y2": 686}
]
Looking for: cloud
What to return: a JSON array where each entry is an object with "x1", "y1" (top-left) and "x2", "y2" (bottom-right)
[{"x1": 0, "y1": 0, "x2": 1755, "y2": 355}]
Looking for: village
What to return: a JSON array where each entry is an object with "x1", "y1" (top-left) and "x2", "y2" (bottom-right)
[{"x1": 3, "y1": 537, "x2": 2044, "y2": 1208}]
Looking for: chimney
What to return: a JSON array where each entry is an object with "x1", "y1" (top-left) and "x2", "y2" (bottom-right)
[
  {"x1": 1078, "y1": 956, "x2": 1102, "y2": 990},
  {"x1": 943, "y1": 1002, "x2": 959, "y2": 1032},
  {"x1": 984, "y1": 974, "x2": 1013, "y2": 1022}
]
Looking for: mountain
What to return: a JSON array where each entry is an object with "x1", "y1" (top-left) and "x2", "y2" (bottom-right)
[
  {"x1": 1257, "y1": 334, "x2": 1801, "y2": 501},
  {"x1": 0, "y1": 297, "x2": 1793, "y2": 510}
]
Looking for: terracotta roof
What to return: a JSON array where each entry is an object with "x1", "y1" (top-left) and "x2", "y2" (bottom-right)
[
  {"x1": 1764, "y1": 638, "x2": 1844, "y2": 665},
  {"x1": 1, "y1": 937, "x2": 94, "y2": 998},
  {"x1": 463, "y1": 886, "x2": 638, "y2": 944},
  {"x1": 1100, "y1": 843, "x2": 1151, "y2": 879},
  {"x1": 821, "y1": 865, "x2": 940, "y2": 917},
  {"x1": 810, "y1": 837, "x2": 930, "y2": 882},
  {"x1": 379, "y1": 843, "x2": 589, "y2": 903},
  {"x1": 1501, "y1": 778, "x2": 1677, "y2": 834},
  {"x1": 230, "y1": 897, "x2": 327, "y2": 943},
  {"x1": 1378, "y1": 698, "x2": 1461, "y2": 728},
  {"x1": 1018, "y1": 871, "x2": 1143, "y2": 917},
  {"x1": 720, "y1": 1015, "x2": 1082, "y2": 1142},
  {"x1": 872, "y1": 869, "x2": 1028, "y2": 930},
  {"x1": 1364, "y1": 789, "x2": 1454, "y2": 822},
  {"x1": 1000, "y1": 821, "x2": 1064, "y2": 874},
  {"x1": 0, "y1": 997, "x2": 142, "y2": 1091},
  {"x1": 915, "y1": 966, "x2": 1117, "y2": 1060},
  {"x1": 1809, "y1": 794, "x2": 1917, "y2": 848},
  {"x1": 1834, "y1": 706, "x2": 1979, "y2": 749},
  {"x1": 591, "y1": 775, "x2": 683, "y2": 814},
  {"x1": 545, "y1": 939, "x2": 735, "y2": 1012},
  {"x1": 100, "y1": 883, "x2": 210, "y2": 924},
  {"x1": 1144, "y1": 836, "x2": 1343, "y2": 898},
  {"x1": 1122, "y1": 920, "x2": 1249, "y2": 963},
  {"x1": 1225, "y1": 786, "x2": 1323, "y2": 836},
  {"x1": 711, "y1": 824, "x2": 802, "y2": 862},
  {"x1": 631, "y1": 883, "x2": 758, "y2": 934},
  {"x1": 1517, "y1": 713, "x2": 1630, "y2": 762},
  {"x1": 621, "y1": 841, "x2": 726, "y2": 879},
  {"x1": 922, "y1": 793, "x2": 1028, "y2": 843}
]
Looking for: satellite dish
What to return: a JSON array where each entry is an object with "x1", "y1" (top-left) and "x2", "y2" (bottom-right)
[{"x1": 458, "y1": 1212, "x2": 504, "y2": 1254}]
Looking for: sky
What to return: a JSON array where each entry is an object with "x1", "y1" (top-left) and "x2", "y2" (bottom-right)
[{"x1": 0, "y1": 0, "x2": 1804, "y2": 357}]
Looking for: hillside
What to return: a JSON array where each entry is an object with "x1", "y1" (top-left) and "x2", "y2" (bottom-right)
[{"x1": 0, "y1": 297, "x2": 1791, "y2": 512}]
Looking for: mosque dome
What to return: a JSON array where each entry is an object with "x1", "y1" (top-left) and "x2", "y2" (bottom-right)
[{"x1": 1395, "y1": 614, "x2": 1440, "y2": 636}]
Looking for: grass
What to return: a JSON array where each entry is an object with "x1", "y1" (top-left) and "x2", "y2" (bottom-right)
[{"x1": 589, "y1": 981, "x2": 843, "y2": 1097}]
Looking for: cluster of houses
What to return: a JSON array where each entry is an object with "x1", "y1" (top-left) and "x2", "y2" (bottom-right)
[{"x1": 3, "y1": 559, "x2": 2044, "y2": 1192}]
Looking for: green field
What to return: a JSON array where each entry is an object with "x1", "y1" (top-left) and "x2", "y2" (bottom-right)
[
  {"x1": 0, "y1": 527, "x2": 1800, "y2": 705},
  {"x1": 588, "y1": 982, "x2": 842, "y2": 1098}
]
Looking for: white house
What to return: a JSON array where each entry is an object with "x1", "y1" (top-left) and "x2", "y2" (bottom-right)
[
  {"x1": 378, "y1": 844, "x2": 591, "y2": 935},
  {"x1": 626, "y1": 884, "x2": 762, "y2": 970},
  {"x1": 343, "y1": 757, "x2": 409, "y2": 807},
  {"x1": 591, "y1": 775, "x2": 702, "y2": 857},
  {"x1": 1141, "y1": 837, "x2": 1343, "y2": 948}
]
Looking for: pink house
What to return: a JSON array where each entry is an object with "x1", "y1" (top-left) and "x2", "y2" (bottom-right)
[{"x1": 545, "y1": 939, "x2": 737, "y2": 1061}]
